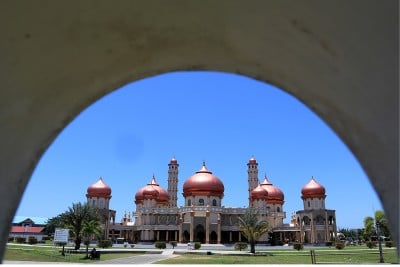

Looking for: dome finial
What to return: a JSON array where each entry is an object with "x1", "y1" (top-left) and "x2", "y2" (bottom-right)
[
  {"x1": 149, "y1": 175, "x2": 158, "y2": 185},
  {"x1": 202, "y1": 160, "x2": 206, "y2": 167}
]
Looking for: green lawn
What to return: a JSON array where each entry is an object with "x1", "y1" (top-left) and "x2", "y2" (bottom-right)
[
  {"x1": 157, "y1": 247, "x2": 398, "y2": 264},
  {"x1": 4, "y1": 244, "x2": 144, "y2": 263},
  {"x1": 4, "y1": 244, "x2": 398, "y2": 264}
]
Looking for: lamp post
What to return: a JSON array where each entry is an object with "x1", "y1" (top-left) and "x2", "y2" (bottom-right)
[{"x1": 376, "y1": 223, "x2": 384, "y2": 263}]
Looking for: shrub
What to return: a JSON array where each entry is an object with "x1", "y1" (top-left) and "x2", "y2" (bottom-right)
[
  {"x1": 293, "y1": 242, "x2": 304, "y2": 251},
  {"x1": 194, "y1": 242, "x2": 201, "y2": 250},
  {"x1": 325, "y1": 241, "x2": 333, "y2": 247},
  {"x1": 385, "y1": 241, "x2": 394, "y2": 248},
  {"x1": 15, "y1": 237, "x2": 25, "y2": 244},
  {"x1": 28, "y1": 236, "x2": 37, "y2": 245},
  {"x1": 366, "y1": 241, "x2": 377, "y2": 249},
  {"x1": 8, "y1": 237, "x2": 14, "y2": 242},
  {"x1": 234, "y1": 242, "x2": 248, "y2": 251},
  {"x1": 335, "y1": 242, "x2": 345, "y2": 249},
  {"x1": 170, "y1": 241, "x2": 177, "y2": 248},
  {"x1": 98, "y1": 240, "x2": 112, "y2": 248},
  {"x1": 155, "y1": 241, "x2": 166, "y2": 249}
]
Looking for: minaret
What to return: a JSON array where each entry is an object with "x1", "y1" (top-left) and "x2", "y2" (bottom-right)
[
  {"x1": 167, "y1": 157, "x2": 179, "y2": 207},
  {"x1": 247, "y1": 156, "x2": 259, "y2": 206}
]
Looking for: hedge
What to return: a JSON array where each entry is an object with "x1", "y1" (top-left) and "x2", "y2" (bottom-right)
[
  {"x1": 293, "y1": 242, "x2": 304, "y2": 251},
  {"x1": 155, "y1": 241, "x2": 166, "y2": 249},
  {"x1": 98, "y1": 240, "x2": 112, "y2": 248},
  {"x1": 335, "y1": 242, "x2": 345, "y2": 249},
  {"x1": 28, "y1": 236, "x2": 38, "y2": 245},
  {"x1": 234, "y1": 242, "x2": 248, "y2": 251},
  {"x1": 194, "y1": 242, "x2": 201, "y2": 250}
]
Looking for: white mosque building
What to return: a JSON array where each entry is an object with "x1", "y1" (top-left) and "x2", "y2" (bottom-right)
[{"x1": 85, "y1": 156, "x2": 337, "y2": 244}]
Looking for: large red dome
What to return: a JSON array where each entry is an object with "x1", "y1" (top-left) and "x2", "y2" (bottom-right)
[
  {"x1": 183, "y1": 163, "x2": 224, "y2": 198},
  {"x1": 87, "y1": 177, "x2": 112, "y2": 198},
  {"x1": 301, "y1": 177, "x2": 326, "y2": 199},
  {"x1": 260, "y1": 175, "x2": 284, "y2": 204},
  {"x1": 135, "y1": 176, "x2": 169, "y2": 204}
]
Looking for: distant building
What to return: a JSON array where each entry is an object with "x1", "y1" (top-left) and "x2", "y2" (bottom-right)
[
  {"x1": 9, "y1": 217, "x2": 47, "y2": 242},
  {"x1": 86, "y1": 156, "x2": 337, "y2": 245}
]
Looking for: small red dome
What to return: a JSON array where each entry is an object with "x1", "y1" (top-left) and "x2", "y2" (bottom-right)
[
  {"x1": 183, "y1": 162, "x2": 224, "y2": 198},
  {"x1": 87, "y1": 177, "x2": 111, "y2": 198},
  {"x1": 301, "y1": 177, "x2": 326, "y2": 199},
  {"x1": 251, "y1": 184, "x2": 268, "y2": 201},
  {"x1": 248, "y1": 156, "x2": 258, "y2": 165},
  {"x1": 135, "y1": 176, "x2": 169, "y2": 204},
  {"x1": 260, "y1": 175, "x2": 284, "y2": 203},
  {"x1": 169, "y1": 157, "x2": 178, "y2": 165}
]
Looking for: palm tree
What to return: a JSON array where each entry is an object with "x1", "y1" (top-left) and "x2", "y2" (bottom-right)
[
  {"x1": 60, "y1": 202, "x2": 101, "y2": 250},
  {"x1": 238, "y1": 208, "x2": 270, "y2": 254},
  {"x1": 82, "y1": 219, "x2": 102, "y2": 258},
  {"x1": 363, "y1": 210, "x2": 390, "y2": 263}
]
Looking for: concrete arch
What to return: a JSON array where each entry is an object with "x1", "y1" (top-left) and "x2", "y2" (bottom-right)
[{"x1": 0, "y1": 0, "x2": 397, "y2": 260}]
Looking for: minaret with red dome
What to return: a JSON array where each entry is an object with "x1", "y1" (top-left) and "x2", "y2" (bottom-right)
[
  {"x1": 86, "y1": 177, "x2": 116, "y2": 238},
  {"x1": 301, "y1": 176, "x2": 326, "y2": 210},
  {"x1": 247, "y1": 156, "x2": 259, "y2": 206},
  {"x1": 86, "y1": 177, "x2": 112, "y2": 210},
  {"x1": 167, "y1": 157, "x2": 179, "y2": 207},
  {"x1": 295, "y1": 176, "x2": 337, "y2": 244}
]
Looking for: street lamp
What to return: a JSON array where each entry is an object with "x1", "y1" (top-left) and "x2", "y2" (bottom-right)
[{"x1": 376, "y1": 223, "x2": 384, "y2": 263}]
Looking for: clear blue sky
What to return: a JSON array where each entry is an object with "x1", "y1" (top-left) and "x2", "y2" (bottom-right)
[{"x1": 16, "y1": 71, "x2": 382, "y2": 229}]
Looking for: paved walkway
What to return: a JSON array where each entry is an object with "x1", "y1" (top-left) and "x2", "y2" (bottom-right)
[{"x1": 99, "y1": 250, "x2": 179, "y2": 264}]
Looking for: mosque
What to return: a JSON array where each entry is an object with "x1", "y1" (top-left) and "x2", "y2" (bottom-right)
[{"x1": 85, "y1": 156, "x2": 337, "y2": 245}]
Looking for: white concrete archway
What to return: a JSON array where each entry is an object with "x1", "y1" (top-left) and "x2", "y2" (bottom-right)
[{"x1": 0, "y1": 0, "x2": 398, "y2": 261}]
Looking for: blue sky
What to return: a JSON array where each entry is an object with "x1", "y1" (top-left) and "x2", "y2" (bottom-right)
[{"x1": 16, "y1": 71, "x2": 382, "y2": 229}]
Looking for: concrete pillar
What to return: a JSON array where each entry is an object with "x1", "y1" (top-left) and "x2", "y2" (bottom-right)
[
  {"x1": 238, "y1": 232, "x2": 241, "y2": 242},
  {"x1": 206, "y1": 212, "x2": 210, "y2": 244},
  {"x1": 229, "y1": 231, "x2": 232, "y2": 242},
  {"x1": 324, "y1": 211, "x2": 329, "y2": 241},
  {"x1": 166, "y1": 231, "x2": 169, "y2": 241},
  {"x1": 217, "y1": 214, "x2": 221, "y2": 244},
  {"x1": 190, "y1": 212, "x2": 194, "y2": 242}
]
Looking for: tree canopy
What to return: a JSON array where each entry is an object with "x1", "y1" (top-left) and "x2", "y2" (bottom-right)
[
  {"x1": 238, "y1": 208, "x2": 269, "y2": 254},
  {"x1": 60, "y1": 202, "x2": 101, "y2": 250}
]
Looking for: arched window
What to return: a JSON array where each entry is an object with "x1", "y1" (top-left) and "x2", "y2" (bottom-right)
[
  {"x1": 188, "y1": 199, "x2": 191, "y2": 206},
  {"x1": 276, "y1": 206, "x2": 280, "y2": 212},
  {"x1": 199, "y1": 199, "x2": 204, "y2": 206},
  {"x1": 212, "y1": 199, "x2": 217, "y2": 206}
]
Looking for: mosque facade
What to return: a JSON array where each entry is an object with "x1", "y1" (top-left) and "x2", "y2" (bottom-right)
[{"x1": 86, "y1": 157, "x2": 337, "y2": 244}]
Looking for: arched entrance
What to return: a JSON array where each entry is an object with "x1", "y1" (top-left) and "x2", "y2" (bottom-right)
[
  {"x1": 195, "y1": 224, "x2": 205, "y2": 243},
  {"x1": 182, "y1": 231, "x2": 190, "y2": 243},
  {"x1": 0, "y1": 1, "x2": 397, "y2": 261},
  {"x1": 210, "y1": 231, "x2": 218, "y2": 244}
]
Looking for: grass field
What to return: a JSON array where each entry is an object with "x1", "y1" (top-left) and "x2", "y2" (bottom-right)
[
  {"x1": 4, "y1": 244, "x2": 145, "y2": 263},
  {"x1": 4, "y1": 243, "x2": 398, "y2": 264},
  {"x1": 157, "y1": 247, "x2": 399, "y2": 264}
]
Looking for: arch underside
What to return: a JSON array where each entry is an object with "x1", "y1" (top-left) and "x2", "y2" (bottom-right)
[{"x1": 0, "y1": 0, "x2": 398, "y2": 261}]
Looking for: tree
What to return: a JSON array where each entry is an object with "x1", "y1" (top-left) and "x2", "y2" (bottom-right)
[
  {"x1": 374, "y1": 210, "x2": 390, "y2": 238},
  {"x1": 82, "y1": 219, "x2": 102, "y2": 258},
  {"x1": 44, "y1": 215, "x2": 64, "y2": 236},
  {"x1": 60, "y1": 202, "x2": 101, "y2": 250},
  {"x1": 363, "y1": 216, "x2": 375, "y2": 241},
  {"x1": 238, "y1": 208, "x2": 269, "y2": 254},
  {"x1": 363, "y1": 210, "x2": 390, "y2": 263}
]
